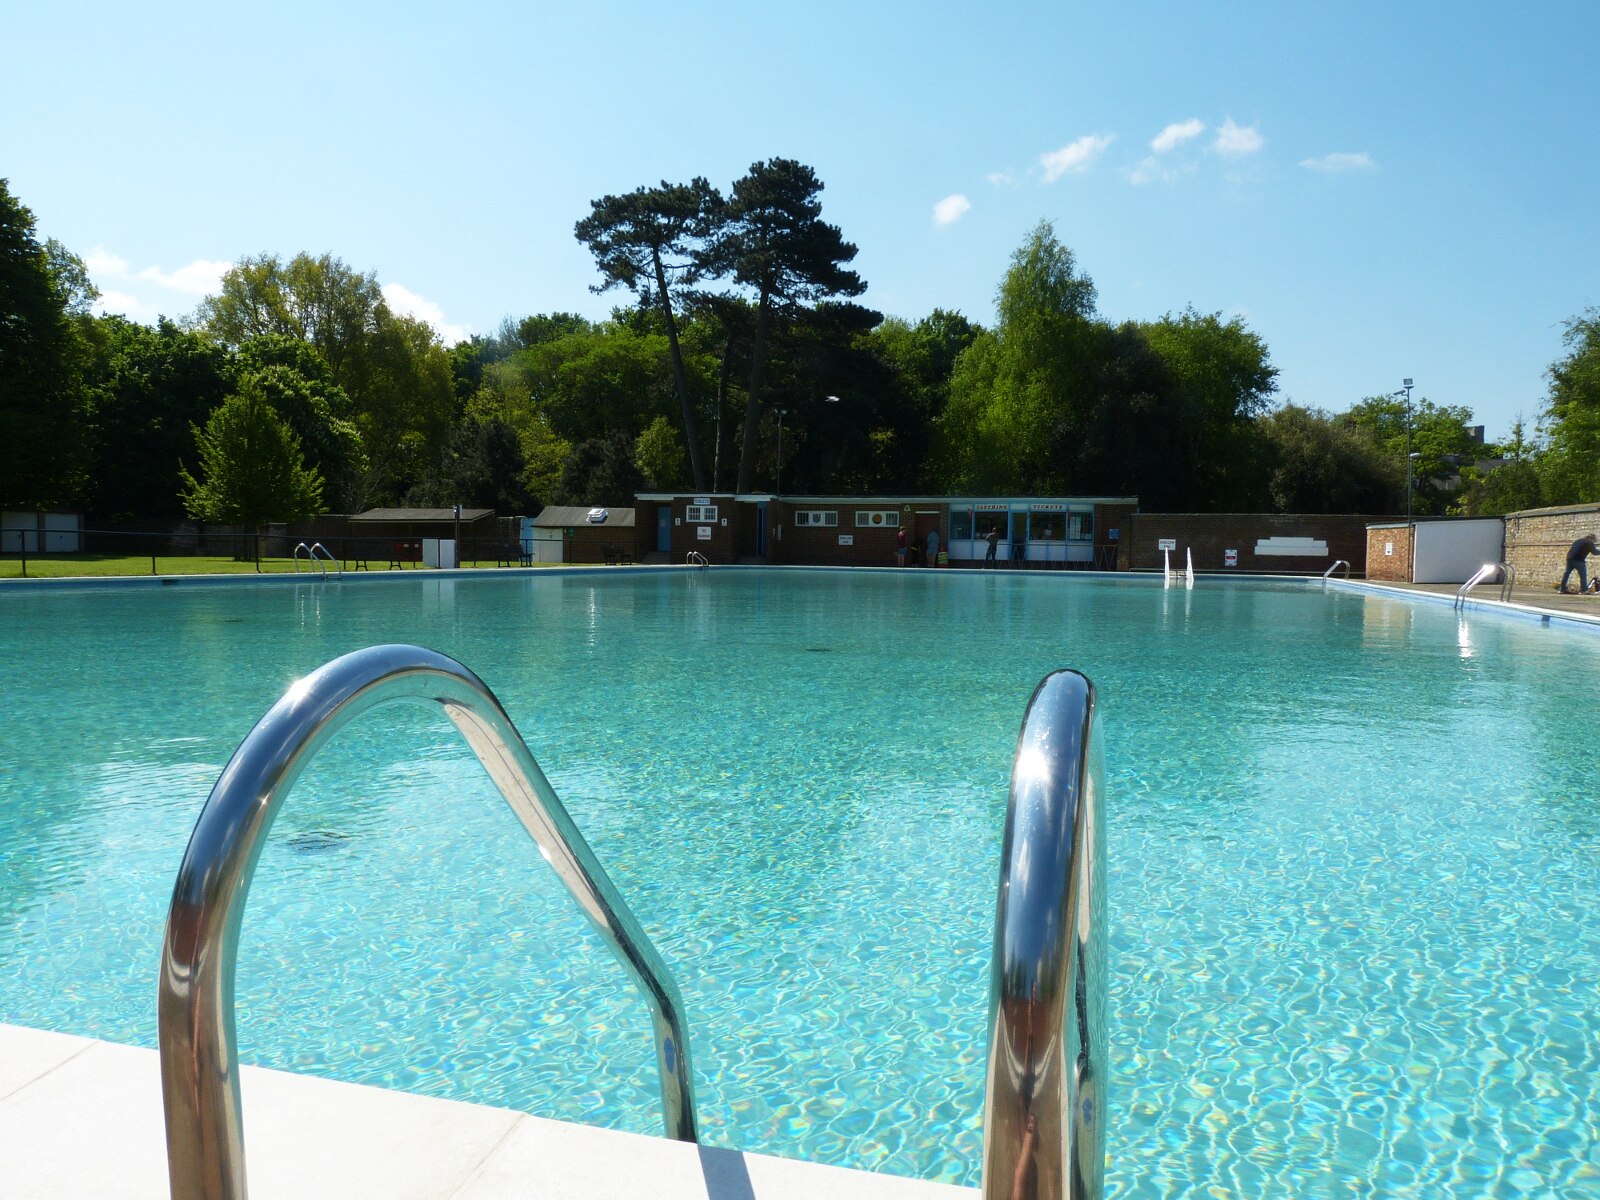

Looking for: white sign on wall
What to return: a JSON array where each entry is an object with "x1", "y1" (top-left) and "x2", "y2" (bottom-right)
[
  {"x1": 1224, "y1": 549, "x2": 1238, "y2": 567},
  {"x1": 1384, "y1": 541, "x2": 1394, "y2": 556},
  {"x1": 1158, "y1": 538, "x2": 1177, "y2": 551},
  {"x1": 839, "y1": 534, "x2": 854, "y2": 546},
  {"x1": 696, "y1": 526, "x2": 711, "y2": 541}
]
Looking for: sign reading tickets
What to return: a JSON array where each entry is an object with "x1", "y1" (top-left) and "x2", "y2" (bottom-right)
[
  {"x1": 1225, "y1": 549, "x2": 1238, "y2": 567},
  {"x1": 839, "y1": 534, "x2": 854, "y2": 546},
  {"x1": 696, "y1": 526, "x2": 711, "y2": 540},
  {"x1": 1158, "y1": 538, "x2": 1177, "y2": 551}
]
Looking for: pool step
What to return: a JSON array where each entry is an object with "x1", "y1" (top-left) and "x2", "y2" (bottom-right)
[{"x1": 0, "y1": 1024, "x2": 974, "y2": 1200}]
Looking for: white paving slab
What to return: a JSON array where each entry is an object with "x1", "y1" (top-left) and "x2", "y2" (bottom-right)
[
  {"x1": 0, "y1": 1022, "x2": 94, "y2": 1101},
  {"x1": 454, "y1": 1110, "x2": 975, "y2": 1200},
  {"x1": 0, "y1": 1024, "x2": 976, "y2": 1200}
]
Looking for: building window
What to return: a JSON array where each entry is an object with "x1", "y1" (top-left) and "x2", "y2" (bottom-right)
[
  {"x1": 1029, "y1": 509, "x2": 1065, "y2": 541},
  {"x1": 853, "y1": 510, "x2": 900, "y2": 528},
  {"x1": 686, "y1": 505, "x2": 718, "y2": 524},
  {"x1": 793, "y1": 510, "x2": 838, "y2": 527},
  {"x1": 1067, "y1": 511, "x2": 1093, "y2": 540}
]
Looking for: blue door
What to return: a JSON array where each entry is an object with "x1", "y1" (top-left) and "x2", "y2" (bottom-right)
[{"x1": 657, "y1": 507, "x2": 671, "y2": 553}]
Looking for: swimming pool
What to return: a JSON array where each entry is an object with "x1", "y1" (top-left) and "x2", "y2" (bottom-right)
[{"x1": 1, "y1": 570, "x2": 1596, "y2": 1197}]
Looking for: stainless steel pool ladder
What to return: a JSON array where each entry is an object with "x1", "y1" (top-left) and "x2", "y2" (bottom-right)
[
  {"x1": 685, "y1": 550, "x2": 709, "y2": 569},
  {"x1": 1323, "y1": 559, "x2": 1351, "y2": 580},
  {"x1": 157, "y1": 645, "x2": 698, "y2": 1200},
  {"x1": 981, "y1": 669, "x2": 1107, "y2": 1200},
  {"x1": 291, "y1": 541, "x2": 342, "y2": 579},
  {"x1": 1455, "y1": 561, "x2": 1515, "y2": 608}
]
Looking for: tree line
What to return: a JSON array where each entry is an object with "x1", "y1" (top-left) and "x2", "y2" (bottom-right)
[{"x1": 3, "y1": 172, "x2": 1597, "y2": 526}]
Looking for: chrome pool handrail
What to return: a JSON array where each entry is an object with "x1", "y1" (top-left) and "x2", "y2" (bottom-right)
[
  {"x1": 981, "y1": 669, "x2": 1107, "y2": 1200},
  {"x1": 1323, "y1": 559, "x2": 1351, "y2": 579},
  {"x1": 309, "y1": 541, "x2": 342, "y2": 578},
  {"x1": 685, "y1": 550, "x2": 709, "y2": 569},
  {"x1": 290, "y1": 542, "x2": 323, "y2": 577},
  {"x1": 157, "y1": 645, "x2": 698, "y2": 1200},
  {"x1": 1455, "y1": 561, "x2": 1514, "y2": 608}
]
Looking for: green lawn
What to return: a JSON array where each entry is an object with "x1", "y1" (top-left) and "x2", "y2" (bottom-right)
[{"x1": 0, "y1": 555, "x2": 546, "y2": 580}]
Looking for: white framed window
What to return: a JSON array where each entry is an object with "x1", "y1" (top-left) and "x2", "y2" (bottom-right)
[
  {"x1": 854, "y1": 510, "x2": 900, "y2": 528},
  {"x1": 685, "y1": 504, "x2": 718, "y2": 524},
  {"x1": 794, "y1": 510, "x2": 838, "y2": 527}
]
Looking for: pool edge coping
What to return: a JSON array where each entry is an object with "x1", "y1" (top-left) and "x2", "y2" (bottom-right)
[{"x1": 0, "y1": 1022, "x2": 975, "y2": 1200}]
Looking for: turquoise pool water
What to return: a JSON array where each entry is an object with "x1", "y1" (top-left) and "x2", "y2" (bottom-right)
[{"x1": 1, "y1": 571, "x2": 1597, "y2": 1197}]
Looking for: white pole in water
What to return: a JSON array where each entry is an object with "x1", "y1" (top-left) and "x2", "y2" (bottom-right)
[
  {"x1": 1185, "y1": 547, "x2": 1195, "y2": 590},
  {"x1": 1163, "y1": 548, "x2": 1172, "y2": 587}
]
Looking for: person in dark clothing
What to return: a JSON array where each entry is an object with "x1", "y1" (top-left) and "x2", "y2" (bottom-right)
[
  {"x1": 984, "y1": 526, "x2": 1000, "y2": 566},
  {"x1": 1560, "y1": 534, "x2": 1599, "y2": 594}
]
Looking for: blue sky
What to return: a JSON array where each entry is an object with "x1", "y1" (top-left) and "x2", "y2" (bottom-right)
[{"x1": 4, "y1": 0, "x2": 1597, "y2": 440}]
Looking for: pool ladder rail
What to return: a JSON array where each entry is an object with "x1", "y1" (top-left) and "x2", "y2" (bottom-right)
[
  {"x1": 157, "y1": 646, "x2": 1106, "y2": 1200},
  {"x1": 1455, "y1": 561, "x2": 1515, "y2": 608},
  {"x1": 686, "y1": 550, "x2": 709, "y2": 569},
  {"x1": 291, "y1": 541, "x2": 342, "y2": 579},
  {"x1": 1323, "y1": 560, "x2": 1351, "y2": 580},
  {"x1": 1162, "y1": 546, "x2": 1195, "y2": 589},
  {"x1": 157, "y1": 645, "x2": 697, "y2": 1200}
]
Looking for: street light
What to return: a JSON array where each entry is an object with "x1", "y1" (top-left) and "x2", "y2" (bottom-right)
[
  {"x1": 775, "y1": 408, "x2": 788, "y2": 496},
  {"x1": 1394, "y1": 378, "x2": 1415, "y2": 520}
]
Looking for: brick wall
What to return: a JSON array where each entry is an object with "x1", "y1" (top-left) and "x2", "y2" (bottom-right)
[
  {"x1": 1365, "y1": 525, "x2": 1413, "y2": 581},
  {"x1": 1505, "y1": 503, "x2": 1600, "y2": 586},
  {"x1": 775, "y1": 502, "x2": 918, "y2": 566},
  {"x1": 1127, "y1": 513, "x2": 1389, "y2": 574}
]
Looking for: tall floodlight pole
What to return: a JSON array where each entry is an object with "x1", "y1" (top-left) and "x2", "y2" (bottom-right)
[
  {"x1": 1398, "y1": 378, "x2": 1414, "y2": 519},
  {"x1": 775, "y1": 408, "x2": 787, "y2": 497}
]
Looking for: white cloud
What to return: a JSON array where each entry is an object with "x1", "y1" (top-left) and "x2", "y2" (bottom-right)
[
  {"x1": 85, "y1": 248, "x2": 129, "y2": 276},
  {"x1": 1151, "y1": 119, "x2": 1204, "y2": 153},
  {"x1": 134, "y1": 259, "x2": 231, "y2": 295},
  {"x1": 1040, "y1": 134, "x2": 1114, "y2": 182},
  {"x1": 932, "y1": 194, "x2": 972, "y2": 226},
  {"x1": 383, "y1": 282, "x2": 470, "y2": 345},
  {"x1": 986, "y1": 170, "x2": 1017, "y2": 187},
  {"x1": 1214, "y1": 119, "x2": 1264, "y2": 157},
  {"x1": 1130, "y1": 156, "x2": 1199, "y2": 186},
  {"x1": 94, "y1": 289, "x2": 158, "y2": 321},
  {"x1": 1300, "y1": 151, "x2": 1376, "y2": 173}
]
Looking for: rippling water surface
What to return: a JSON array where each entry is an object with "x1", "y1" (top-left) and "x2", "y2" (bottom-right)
[{"x1": 1, "y1": 571, "x2": 1597, "y2": 1196}]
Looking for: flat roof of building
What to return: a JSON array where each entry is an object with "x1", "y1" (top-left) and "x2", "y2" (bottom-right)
[
  {"x1": 350, "y1": 508, "x2": 495, "y2": 523},
  {"x1": 532, "y1": 506, "x2": 635, "y2": 528},
  {"x1": 636, "y1": 493, "x2": 1139, "y2": 505}
]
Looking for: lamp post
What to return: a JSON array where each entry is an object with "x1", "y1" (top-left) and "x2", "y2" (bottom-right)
[
  {"x1": 775, "y1": 408, "x2": 787, "y2": 497},
  {"x1": 1395, "y1": 378, "x2": 1415, "y2": 520},
  {"x1": 1406, "y1": 453, "x2": 1421, "y2": 521}
]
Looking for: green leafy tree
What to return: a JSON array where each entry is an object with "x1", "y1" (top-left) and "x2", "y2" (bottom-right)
[
  {"x1": 0, "y1": 180, "x2": 91, "y2": 508},
  {"x1": 1536, "y1": 308, "x2": 1600, "y2": 504},
  {"x1": 634, "y1": 414, "x2": 687, "y2": 489},
  {"x1": 180, "y1": 375, "x2": 324, "y2": 530},
  {"x1": 1142, "y1": 308, "x2": 1278, "y2": 510},
  {"x1": 1257, "y1": 405, "x2": 1401, "y2": 513},
  {"x1": 705, "y1": 159, "x2": 865, "y2": 492},
  {"x1": 86, "y1": 317, "x2": 234, "y2": 518},
  {"x1": 1066, "y1": 322, "x2": 1198, "y2": 508},
  {"x1": 197, "y1": 254, "x2": 451, "y2": 505},
  {"x1": 1346, "y1": 393, "x2": 1480, "y2": 515},
  {"x1": 939, "y1": 221, "x2": 1097, "y2": 492},
  {"x1": 576, "y1": 179, "x2": 723, "y2": 489},
  {"x1": 555, "y1": 430, "x2": 643, "y2": 507},
  {"x1": 196, "y1": 253, "x2": 384, "y2": 385},
  {"x1": 407, "y1": 418, "x2": 530, "y2": 513}
]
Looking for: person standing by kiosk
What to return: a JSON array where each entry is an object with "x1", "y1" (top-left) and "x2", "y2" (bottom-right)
[{"x1": 984, "y1": 525, "x2": 1000, "y2": 567}]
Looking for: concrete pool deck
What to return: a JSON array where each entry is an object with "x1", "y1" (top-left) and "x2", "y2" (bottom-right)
[{"x1": 0, "y1": 1024, "x2": 975, "y2": 1200}]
